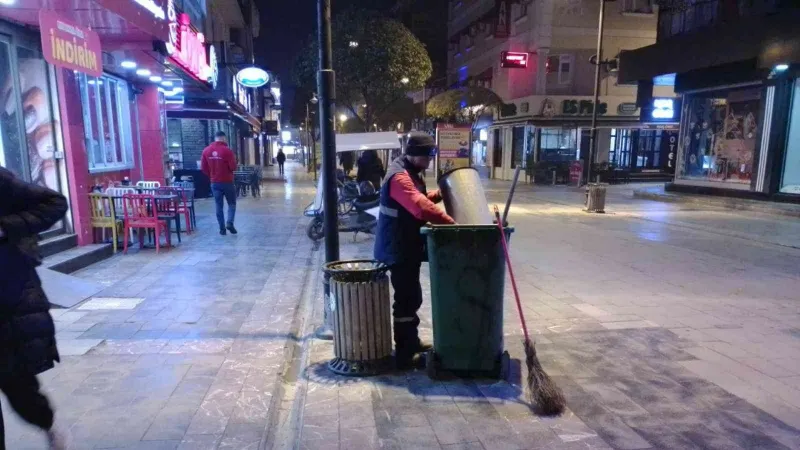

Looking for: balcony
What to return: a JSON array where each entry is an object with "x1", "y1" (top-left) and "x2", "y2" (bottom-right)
[{"x1": 657, "y1": 0, "x2": 780, "y2": 40}]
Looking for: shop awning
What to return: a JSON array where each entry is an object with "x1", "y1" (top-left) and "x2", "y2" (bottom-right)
[
  {"x1": 618, "y1": 14, "x2": 778, "y2": 84},
  {"x1": 335, "y1": 132, "x2": 402, "y2": 153}
]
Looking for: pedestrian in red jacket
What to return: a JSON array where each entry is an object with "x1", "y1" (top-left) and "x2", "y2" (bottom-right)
[{"x1": 201, "y1": 131, "x2": 238, "y2": 235}]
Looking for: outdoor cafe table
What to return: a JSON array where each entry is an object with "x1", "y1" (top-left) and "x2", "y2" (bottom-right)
[{"x1": 105, "y1": 193, "x2": 181, "y2": 248}]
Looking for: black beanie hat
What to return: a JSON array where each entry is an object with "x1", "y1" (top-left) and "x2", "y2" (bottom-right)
[{"x1": 405, "y1": 132, "x2": 436, "y2": 157}]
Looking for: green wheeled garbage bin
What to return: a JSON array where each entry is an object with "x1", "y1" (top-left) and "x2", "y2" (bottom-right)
[{"x1": 421, "y1": 224, "x2": 513, "y2": 379}]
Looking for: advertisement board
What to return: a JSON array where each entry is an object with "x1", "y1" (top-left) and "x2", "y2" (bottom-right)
[{"x1": 436, "y1": 125, "x2": 471, "y2": 176}]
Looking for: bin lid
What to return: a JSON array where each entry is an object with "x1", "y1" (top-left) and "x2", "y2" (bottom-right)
[{"x1": 323, "y1": 260, "x2": 388, "y2": 282}]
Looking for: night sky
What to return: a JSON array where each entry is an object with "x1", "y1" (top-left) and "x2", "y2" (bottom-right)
[{"x1": 255, "y1": 0, "x2": 318, "y2": 122}]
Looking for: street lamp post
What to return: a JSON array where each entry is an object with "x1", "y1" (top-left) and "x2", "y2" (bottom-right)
[
  {"x1": 316, "y1": 0, "x2": 338, "y2": 340},
  {"x1": 587, "y1": 0, "x2": 615, "y2": 186}
]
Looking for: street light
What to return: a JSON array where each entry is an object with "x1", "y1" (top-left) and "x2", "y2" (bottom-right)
[
  {"x1": 586, "y1": 0, "x2": 617, "y2": 186},
  {"x1": 306, "y1": 93, "x2": 319, "y2": 180},
  {"x1": 339, "y1": 114, "x2": 348, "y2": 123},
  {"x1": 400, "y1": 77, "x2": 410, "y2": 84},
  {"x1": 349, "y1": 41, "x2": 359, "y2": 48}
]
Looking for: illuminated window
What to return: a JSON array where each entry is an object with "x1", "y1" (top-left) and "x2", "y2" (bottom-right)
[
  {"x1": 76, "y1": 73, "x2": 135, "y2": 172},
  {"x1": 622, "y1": 0, "x2": 654, "y2": 14}
]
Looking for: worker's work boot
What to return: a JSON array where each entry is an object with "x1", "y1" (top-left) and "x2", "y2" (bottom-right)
[{"x1": 395, "y1": 351, "x2": 426, "y2": 371}]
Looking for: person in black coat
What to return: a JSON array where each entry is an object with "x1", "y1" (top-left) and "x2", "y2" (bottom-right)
[
  {"x1": 356, "y1": 150, "x2": 386, "y2": 191},
  {"x1": 276, "y1": 148, "x2": 287, "y2": 176},
  {"x1": 0, "y1": 167, "x2": 68, "y2": 449}
]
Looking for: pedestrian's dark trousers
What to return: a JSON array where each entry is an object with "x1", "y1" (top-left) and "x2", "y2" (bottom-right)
[
  {"x1": 279, "y1": 163, "x2": 285, "y2": 175},
  {"x1": 389, "y1": 262, "x2": 423, "y2": 357},
  {"x1": 210, "y1": 182, "x2": 237, "y2": 230},
  {"x1": 0, "y1": 373, "x2": 54, "y2": 449}
]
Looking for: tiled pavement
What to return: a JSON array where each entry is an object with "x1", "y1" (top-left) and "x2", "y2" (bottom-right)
[
  {"x1": 3, "y1": 163, "x2": 319, "y2": 449},
  {"x1": 6, "y1": 166, "x2": 800, "y2": 449},
  {"x1": 288, "y1": 182, "x2": 800, "y2": 449}
]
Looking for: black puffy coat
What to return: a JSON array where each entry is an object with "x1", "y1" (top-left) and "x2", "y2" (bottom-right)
[
  {"x1": 0, "y1": 167, "x2": 67, "y2": 376},
  {"x1": 356, "y1": 150, "x2": 386, "y2": 190}
]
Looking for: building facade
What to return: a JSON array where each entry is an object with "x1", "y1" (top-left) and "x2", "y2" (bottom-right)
[
  {"x1": 0, "y1": 0, "x2": 218, "y2": 246},
  {"x1": 620, "y1": 0, "x2": 799, "y2": 201},
  {"x1": 446, "y1": 0, "x2": 677, "y2": 180},
  {"x1": 165, "y1": 0, "x2": 270, "y2": 175}
]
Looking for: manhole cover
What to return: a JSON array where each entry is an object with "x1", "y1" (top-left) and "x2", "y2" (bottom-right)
[{"x1": 78, "y1": 297, "x2": 144, "y2": 310}]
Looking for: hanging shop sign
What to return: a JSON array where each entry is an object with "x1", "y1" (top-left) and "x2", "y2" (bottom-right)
[
  {"x1": 501, "y1": 51, "x2": 529, "y2": 69},
  {"x1": 39, "y1": 10, "x2": 102, "y2": 77},
  {"x1": 660, "y1": 130, "x2": 679, "y2": 174},
  {"x1": 235, "y1": 66, "x2": 270, "y2": 88},
  {"x1": 166, "y1": 0, "x2": 217, "y2": 87},
  {"x1": 617, "y1": 102, "x2": 638, "y2": 115},
  {"x1": 562, "y1": 99, "x2": 607, "y2": 116},
  {"x1": 494, "y1": 0, "x2": 510, "y2": 38},
  {"x1": 436, "y1": 124, "x2": 472, "y2": 176}
]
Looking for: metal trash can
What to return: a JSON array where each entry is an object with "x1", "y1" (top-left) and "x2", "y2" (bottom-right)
[
  {"x1": 324, "y1": 260, "x2": 392, "y2": 376},
  {"x1": 438, "y1": 167, "x2": 493, "y2": 224},
  {"x1": 422, "y1": 225, "x2": 512, "y2": 379},
  {"x1": 585, "y1": 183, "x2": 607, "y2": 213}
]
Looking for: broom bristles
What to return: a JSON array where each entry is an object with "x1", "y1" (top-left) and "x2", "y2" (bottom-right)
[{"x1": 524, "y1": 338, "x2": 565, "y2": 416}]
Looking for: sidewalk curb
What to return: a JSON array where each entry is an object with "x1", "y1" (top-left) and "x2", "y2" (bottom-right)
[
  {"x1": 260, "y1": 240, "x2": 324, "y2": 450},
  {"x1": 633, "y1": 189, "x2": 800, "y2": 218}
]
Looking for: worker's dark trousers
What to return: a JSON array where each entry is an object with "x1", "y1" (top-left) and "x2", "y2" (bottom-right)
[
  {"x1": 389, "y1": 261, "x2": 423, "y2": 358},
  {"x1": 0, "y1": 373, "x2": 54, "y2": 449}
]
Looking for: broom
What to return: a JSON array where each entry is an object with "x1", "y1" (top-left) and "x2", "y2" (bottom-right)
[{"x1": 493, "y1": 205, "x2": 565, "y2": 416}]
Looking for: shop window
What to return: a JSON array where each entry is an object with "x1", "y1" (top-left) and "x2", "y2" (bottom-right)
[
  {"x1": 492, "y1": 129, "x2": 503, "y2": 167},
  {"x1": 679, "y1": 86, "x2": 761, "y2": 185},
  {"x1": 0, "y1": 40, "x2": 26, "y2": 178},
  {"x1": 636, "y1": 130, "x2": 664, "y2": 169},
  {"x1": 77, "y1": 73, "x2": 135, "y2": 172},
  {"x1": 539, "y1": 128, "x2": 578, "y2": 162},
  {"x1": 780, "y1": 79, "x2": 800, "y2": 194},
  {"x1": 546, "y1": 55, "x2": 573, "y2": 85},
  {"x1": 609, "y1": 129, "x2": 632, "y2": 168},
  {"x1": 511, "y1": 126, "x2": 525, "y2": 168},
  {"x1": 622, "y1": 0, "x2": 654, "y2": 14}
]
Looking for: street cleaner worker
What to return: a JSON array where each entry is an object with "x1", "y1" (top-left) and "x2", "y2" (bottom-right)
[{"x1": 374, "y1": 132, "x2": 456, "y2": 369}]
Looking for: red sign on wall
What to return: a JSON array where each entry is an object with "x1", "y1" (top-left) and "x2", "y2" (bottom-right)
[
  {"x1": 39, "y1": 10, "x2": 102, "y2": 77},
  {"x1": 501, "y1": 51, "x2": 529, "y2": 69}
]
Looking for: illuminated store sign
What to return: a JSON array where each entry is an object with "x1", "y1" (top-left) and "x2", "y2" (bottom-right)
[
  {"x1": 236, "y1": 66, "x2": 269, "y2": 88},
  {"x1": 652, "y1": 98, "x2": 675, "y2": 120},
  {"x1": 500, "y1": 51, "x2": 528, "y2": 69},
  {"x1": 166, "y1": 0, "x2": 217, "y2": 87}
]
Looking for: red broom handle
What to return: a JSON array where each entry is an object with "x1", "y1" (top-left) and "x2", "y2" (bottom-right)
[{"x1": 493, "y1": 206, "x2": 530, "y2": 343}]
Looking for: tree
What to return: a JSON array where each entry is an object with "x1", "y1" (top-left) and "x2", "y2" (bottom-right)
[
  {"x1": 294, "y1": 9, "x2": 432, "y2": 132},
  {"x1": 426, "y1": 86, "x2": 503, "y2": 127}
]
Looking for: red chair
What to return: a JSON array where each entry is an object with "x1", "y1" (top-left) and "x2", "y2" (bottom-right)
[{"x1": 122, "y1": 194, "x2": 171, "y2": 254}]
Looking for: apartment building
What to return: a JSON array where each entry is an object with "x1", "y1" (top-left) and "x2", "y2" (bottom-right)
[{"x1": 447, "y1": 0, "x2": 677, "y2": 181}]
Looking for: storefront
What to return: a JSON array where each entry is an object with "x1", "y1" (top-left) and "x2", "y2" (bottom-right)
[
  {"x1": 1, "y1": 0, "x2": 211, "y2": 245},
  {"x1": 780, "y1": 78, "x2": 800, "y2": 194},
  {"x1": 487, "y1": 95, "x2": 665, "y2": 181},
  {"x1": 674, "y1": 84, "x2": 764, "y2": 190}
]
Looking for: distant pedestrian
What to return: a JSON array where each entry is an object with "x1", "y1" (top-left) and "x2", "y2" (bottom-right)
[
  {"x1": 276, "y1": 148, "x2": 287, "y2": 176},
  {"x1": 356, "y1": 150, "x2": 385, "y2": 191},
  {"x1": 0, "y1": 167, "x2": 69, "y2": 449},
  {"x1": 201, "y1": 131, "x2": 238, "y2": 235}
]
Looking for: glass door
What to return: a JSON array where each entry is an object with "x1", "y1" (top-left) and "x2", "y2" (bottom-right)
[
  {"x1": 0, "y1": 35, "x2": 27, "y2": 178},
  {"x1": 0, "y1": 33, "x2": 67, "y2": 236}
]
